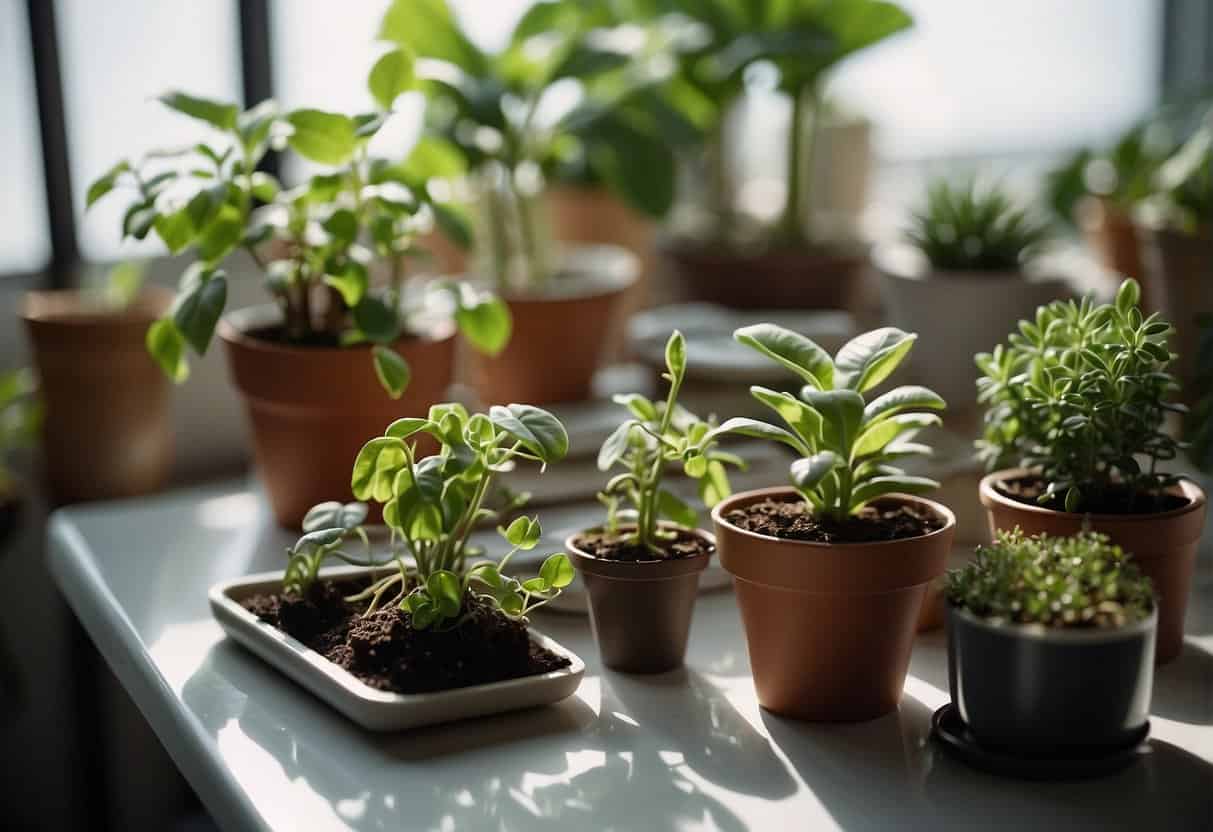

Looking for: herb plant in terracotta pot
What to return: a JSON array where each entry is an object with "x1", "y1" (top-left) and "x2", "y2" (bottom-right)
[
  {"x1": 87, "y1": 75, "x2": 510, "y2": 527},
  {"x1": 567, "y1": 331, "x2": 738, "y2": 673},
  {"x1": 976, "y1": 278, "x2": 1207, "y2": 663},
  {"x1": 710, "y1": 323, "x2": 955, "y2": 720},
  {"x1": 941, "y1": 530, "x2": 1156, "y2": 767}
]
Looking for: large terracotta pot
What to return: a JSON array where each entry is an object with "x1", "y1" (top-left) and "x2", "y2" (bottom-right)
[
  {"x1": 220, "y1": 306, "x2": 455, "y2": 529},
  {"x1": 712, "y1": 487, "x2": 956, "y2": 721},
  {"x1": 468, "y1": 245, "x2": 637, "y2": 406},
  {"x1": 979, "y1": 469, "x2": 1207, "y2": 664},
  {"x1": 566, "y1": 525, "x2": 713, "y2": 674},
  {"x1": 1078, "y1": 196, "x2": 1149, "y2": 301},
  {"x1": 21, "y1": 288, "x2": 174, "y2": 503}
]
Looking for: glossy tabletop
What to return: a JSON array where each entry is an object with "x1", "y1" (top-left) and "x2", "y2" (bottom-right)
[{"x1": 49, "y1": 480, "x2": 1213, "y2": 832}]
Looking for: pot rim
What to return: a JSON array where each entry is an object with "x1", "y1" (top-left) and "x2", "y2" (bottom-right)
[
  {"x1": 217, "y1": 304, "x2": 455, "y2": 356},
  {"x1": 565, "y1": 524, "x2": 714, "y2": 581},
  {"x1": 20, "y1": 286, "x2": 174, "y2": 326},
  {"x1": 979, "y1": 468, "x2": 1208, "y2": 524},
  {"x1": 655, "y1": 234, "x2": 870, "y2": 262},
  {"x1": 947, "y1": 603, "x2": 1158, "y2": 644},
  {"x1": 480, "y1": 243, "x2": 640, "y2": 303}
]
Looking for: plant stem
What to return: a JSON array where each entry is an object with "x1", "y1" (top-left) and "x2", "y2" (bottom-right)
[
  {"x1": 776, "y1": 86, "x2": 819, "y2": 248},
  {"x1": 707, "y1": 118, "x2": 731, "y2": 239}
]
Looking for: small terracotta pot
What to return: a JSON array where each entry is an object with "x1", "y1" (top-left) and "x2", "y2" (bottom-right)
[
  {"x1": 979, "y1": 469, "x2": 1207, "y2": 664},
  {"x1": 566, "y1": 526, "x2": 713, "y2": 674},
  {"x1": 712, "y1": 487, "x2": 956, "y2": 721},
  {"x1": 219, "y1": 306, "x2": 455, "y2": 529},
  {"x1": 468, "y1": 246, "x2": 638, "y2": 406},
  {"x1": 1077, "y1": 196, "x2": 1148, "y2": 301},
  {"x1": 21, "y1": 288, "x2": 174, "y2": 503}
]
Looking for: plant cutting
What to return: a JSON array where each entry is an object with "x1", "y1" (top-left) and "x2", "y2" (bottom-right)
[
  {"x1": 875, "y1": 177, "x2": 1067, "y2": 405},
  {"x1": 87, "y1": 68, "x2": 512, "y2": 525},
  {"x1": 566, "y1": 331, "x2": 739, "y2": 672},
  {"x1": 0, "y1": 369, "x2": 38, "y2": 543},
  {"x1": 708, "y1": 323, "x2": 955, "y2": 720},
  {"x1": 976, "y1": 277, "x2": 1207, "y2": 663},
  {"x1": 940, "y1": 530, "x2": 1156, "y2": 770}
]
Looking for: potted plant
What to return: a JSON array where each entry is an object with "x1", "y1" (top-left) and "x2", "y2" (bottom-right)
[
  {"x1": 708, "y1": 323, "x2": 955, "y2": 720},
  {"x1": 0, "y1": 368, "x2": 38, "y2": 542},
  {"x1": 876, "y1": 178, "x2": 1066, "y2": 406},
  {"x1": 657, "y1": 0, "x2": 913, "y2": 310},
  {"x1": 20, "y1": 263, "x2": 176, "y2": 503},
  {"x1": 87, "y1": 75, "x2": 511, "y2": 527},
  {"x1": 941, "y1": 530, "x2": 1156, "y2": 765},
  {"x1": 209, "y1": 400, "x2": 584, "y2": 730},
  {"x1": 379, "y1": 0, "x2": 683, "y2": 404},
  {"x1": 976, "y1": 278, "x2": 1207, "y2": 663},
  {"x1": 566, "y1": 331, "x2": 739, "y2": 673}
]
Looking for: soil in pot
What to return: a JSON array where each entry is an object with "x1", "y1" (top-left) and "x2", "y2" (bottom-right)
[
  {"x1": 243, "y1": 578, "x2": 569, "y2": 695},
  {"x1": 572, "y1": 528, "x2": 713, "y2": 562},
  {"x1": 724, "y1": 494, "x2": 943, "y2": 543},
  {"x1": 994, "y1": 475, "x2": 1187, "y2": 515}
]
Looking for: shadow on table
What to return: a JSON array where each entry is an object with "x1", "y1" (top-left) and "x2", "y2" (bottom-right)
[{"x1": 1151, "y1": 643, "x2": 1213, "y2": 725}]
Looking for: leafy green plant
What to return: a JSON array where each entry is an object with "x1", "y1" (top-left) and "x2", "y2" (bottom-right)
[
  {"x1": 906, "y1": 178, "x2": 1052, "y2": 271},
  {"x1": 595, "y1": 331, "x2": 739, "y2": 554},
  {"x1": 707, "y1": 324, "x2": 944, "y2": 522},
  {"x1": 945, "y1": 529, "x2": 1154, "y2": 629},
  {"x1": 284, "y1": 402, "x2": 573, "y2": 630},
  {"x1": 87, "y1": 72, "x2": 510, "y2": 396},
  {"x1": 1149, "y1": 124, "x2": 1212, "y2": 235},
  {"x1": 977, "y1": 278, "x2": 1185, "y2": 512},
  {"x1": 0, "y1": 370, "x2": 39, "y2": 495},
  {"x1": 1185, "y1": 316, "x2": 1213, "y2": 473}
]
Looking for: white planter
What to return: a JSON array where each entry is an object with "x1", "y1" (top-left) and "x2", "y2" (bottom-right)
[{"x1": 209, "y1": 566, "x2": 585, "y2": 731}]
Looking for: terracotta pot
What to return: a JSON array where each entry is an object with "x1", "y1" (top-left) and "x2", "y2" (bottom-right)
[
  {"x1": 219, "y1": 306, "x2": 455, "y2": 529},
  {"x1": 1078, "y1": 196, "x2": 1148, "y2": 301},
  {"x1": 566, "y1": 525, "x2": 713, "y2": 673},
  {"x1": 659, "y1": 238, "x2": 866, "y2": 311},
  {"x1": 979, "y1": 469, "x2": 1207, "y2": 664},
  {"x1": 468, "y1": 245, "x2": 638, "y2": 406},
  {"x1": 712, "y1": 487, "x2": 956, "y2": 721},
  {"x1": 21, "y1": 288, "x2": 174, "y2": 503}
]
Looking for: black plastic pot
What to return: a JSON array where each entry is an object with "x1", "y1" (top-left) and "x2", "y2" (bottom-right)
[{"x1": 946, "y1": 605, "x2": 1156, "y2": 754}]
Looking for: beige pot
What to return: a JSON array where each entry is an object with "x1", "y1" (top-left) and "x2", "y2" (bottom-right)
[{"x1": 21, "y1": 288, "x2": 174, "y2": 503}]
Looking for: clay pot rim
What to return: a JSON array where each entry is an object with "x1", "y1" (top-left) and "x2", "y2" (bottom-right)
[
  {"x1": 710, "y1": 486, "x2": 957, "y2": 550},
  {"x1": 20, "y1": 286, "x2": 173, "y2": 326},
  {"x1": 479, "y1": 244, "x2": 640, "y2": 304},
  {"x1": 979, "y1": 468, "x2": 1208, "y2": 526},
  {"x1": 217, "y1": 303, "x2": 456, "y2": 356},
  {"x1": 656, "y1": 234, "x2": 870, "y2": 262},
  {"x1": 565, "y1": 524, "x2": 714, "y2": 581},
  {"x1": 947, "y1": 603, "x2": 1158, "y2": 644},
  {"x1": 871, "y1": 241, "x2": 1071, "y2": 287}
]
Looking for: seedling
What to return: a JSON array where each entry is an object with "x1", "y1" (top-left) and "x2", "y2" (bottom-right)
[
  {"x1": 906, "y1": 178, "x2": 1051, "y2": 271},
  {"x1": 285, "y1": 402, "x2": 574, "y2": 629},
  {"x1": 595, "y1": 331, "x2": 738, "y2": 554},
  {"x1": 708, "y1": 324, "x2": 945, "y2": 522}
]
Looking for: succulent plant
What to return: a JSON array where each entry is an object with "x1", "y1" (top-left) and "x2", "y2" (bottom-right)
[{"x1": 907, "y1": 178, "x2": 1052, "y2": 271}]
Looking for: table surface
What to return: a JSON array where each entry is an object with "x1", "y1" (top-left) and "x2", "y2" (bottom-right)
[{"x1": 49, "y1": 479, "x2": 1213, "y2": 832}]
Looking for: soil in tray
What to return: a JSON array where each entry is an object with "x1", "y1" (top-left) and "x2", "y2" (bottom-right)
[
  {"x1": 995, "y1": 475, "x2": 1188, "y2": 515},
  {"x1": 243, "y1": 580, "x2": 570, "y2": 695},
  {"x1": 725, "y1": 495, "x2": 943, "y2": 543},
  {"x1": 573, "y1": 528, "x2": 715, "y2": 563}
]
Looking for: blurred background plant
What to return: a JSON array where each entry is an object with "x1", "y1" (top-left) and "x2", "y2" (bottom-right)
[{"x1": 0, "y1": 368, "x2": 40, "y2": 507}]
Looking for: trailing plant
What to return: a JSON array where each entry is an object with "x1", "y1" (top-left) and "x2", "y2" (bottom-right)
[
  {"x1": 945, "y1": 529, "x2": 1154, "y2": 629},
  {"x1": 595, "y1": 330, "x2": 739, "y2": 554},
  {"x1": 976, "y1": 278, "x2": 1186, "y2": 512},
  {"x1": 87, "y1": 72, "x2": 510, "y2": 396},
  {"x1": 0, "y1": 369, "x2": 39, "y2": 496},
  {"x1": 707, "y1": 324, "x2": 945, "y2": 522},
  {"x1": 906, "y1": 178, "x2": 1052, "y2": 272},
  {"x1": 284, "y1": 402, "x2": 573, "y2": 630}
]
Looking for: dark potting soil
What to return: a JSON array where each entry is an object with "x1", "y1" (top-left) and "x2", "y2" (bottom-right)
[
  {"x1": 242, "y1": 579, "x2": 569, "y2": 695},
  {"x1": 726, "y1": 496, "x2": 943, "y2": 543},
  {"x1": 995, "y1": 475, "x2": 1188, "y2": 515},
  {"x1": 246, "y1": 324, "x2": 343, "y2": 349},
  {"x1": 573, "y1": 529, "x2": 715, "y2": 563}
]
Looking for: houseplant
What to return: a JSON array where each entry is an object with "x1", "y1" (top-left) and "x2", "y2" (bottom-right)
[
  {"x1": 380, "y1": 0, "x2": 679, "y2": 404},
  {"x1": 567, "y1": 331, "x2": 739, "y2": 673},
  {"x1": 0, "y1": 368, "x2": 38, "y2": 542},
  {"x1": 211, "y1": 400, "x2": 583, "y2": 730},
  {"x1": 658, "y1": 0, "x2": 913, "y2": 310},
  {"x1": 87, "y1": 75, "x2": 511, "y2": 526},
  {"x1": 876, "y1": 178, "x2": 1066, "y2": 406},
  {"x1": 709, "y1": 323, "x2": 956, "y2": 720},
  {"x1": 20, "y1": 262, "x2": 176, "y2": 503},
  {"x1": 976, "y1": 278, "x2": 1207, "y2": 663},
  {"x1": 943, "y1": 530, "x2": 1155, "y2": 760}
]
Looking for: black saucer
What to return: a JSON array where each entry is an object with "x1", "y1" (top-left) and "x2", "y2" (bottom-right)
[{"x1": 930, "y1": 704, "x2": 1151, "y2": 781}]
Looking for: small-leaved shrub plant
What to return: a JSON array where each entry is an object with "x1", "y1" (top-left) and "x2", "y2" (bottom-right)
[
  {"x1": 284, "y1": 402, "x2": 574, "y2": 630},
  {"x1": 946, "y1": 529, "x2": 1154, "y2": 629},
  {"x1": 595, "y1": 331, "x2": 738, "y2": 555},
  {"x1": 977, "y1": 278, "x2": 1185, "y2": 513},
  {"x1": 709, "y1": 324, "x2": 945, "y2": 522}
]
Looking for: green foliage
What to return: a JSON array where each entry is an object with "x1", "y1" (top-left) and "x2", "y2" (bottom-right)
[
  {"x1": 1184, "y1": 317, "x2": 1213, "y2": 473},
  {"x1": 977, "y1": 278, "x2": 1185, "y2": 511},
  {"x1": 945, "y1": 530, "x2": 1154, "y2": 629},
  {"x1": 286, "y1": 402, "x2": 572, "y2": 630},
  {"x1": 596, "y1": 331, "x2": 739, "y2": 553},
  {"x1": 1150, "y1": 125, "x2": 1212, "y2": 235},
  {"x1": 0, "y1": 369, "x2": 40, "y2": 492},
  {"x1": 712, "y1": 324, "x2": 943, "y2": 521},
  {"x1": 906, "y1": 178, "x2": 1052, "y2": 271}
]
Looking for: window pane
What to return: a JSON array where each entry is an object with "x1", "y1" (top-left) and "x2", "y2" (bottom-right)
[
  {"x1": 57, "y1": 0, "x2": 242, "y2": 262},
  {"x1": 0, "y1": 2, "x2": 50, "y2": 272}
]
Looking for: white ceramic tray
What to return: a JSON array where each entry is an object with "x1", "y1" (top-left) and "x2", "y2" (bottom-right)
[{"x1": 209, "y1": 566, "x2": 585, "y2": 732}]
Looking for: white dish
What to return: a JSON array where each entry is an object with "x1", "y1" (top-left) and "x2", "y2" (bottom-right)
[{"x1": 209, "y1": 566, "x2": 585, "y2": 732}]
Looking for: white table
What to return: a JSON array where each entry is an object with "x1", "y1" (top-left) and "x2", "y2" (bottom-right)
[{"x1": 49, "y1": 480, "x2": 1213, "y2": 832}]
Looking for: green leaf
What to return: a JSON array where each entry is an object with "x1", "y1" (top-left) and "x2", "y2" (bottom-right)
[
  {"x1": 849, "y1": 475, "x2": 940, "y2": 511},
  {"x1": 157, "y1": 91, "x2": 238, "y2": 131},
  {"x1": 665, "y1": 330, "x2": 687, "y2": 381},
  {"x1": 309, "y1": 172, "x2": 345, "y2": 202},
  {"x1": 400, "y1": 135, "x2": 467, "y2": 181},
  {"x1": 249, "y1": 171, "x2": 279, "y2": 203},
  {"x1": 386, "y1": 417, "x2": 434, "y2": 440},
  {"x1": 656, "y1": 488, "x2": 698, "y2": 528},
  {"x1": 834, "y1": 327, "x2": 917, "y2": 392},
  {"x1": 1116, "y1": 278, "x2": 1141, "y2": 317},
  {"x1": 499, "y1": 591, "x2": 524, "y2": 617},
  {"x1": 801, "y1": 388, "x2": 865, "y2": 455},
  {"x1": 430, "y1": 201, "x2": 473, "y2": 250},
  {"x1": 368, "y1": 48, "x2": 415, "y2": 110},
  {"x1": 302, "y1": 501, "x2": 368, "y2": 532},
  {"x1": 105, "y1": 261, "x2": 146, "y2": 308},
  {"x1": 455, "y1": 292, "x2": 511, "y2": 355},
  {"x1": 597, "y1": 419, "x2": 638, "y2": 471},
  {"x1": 706, "y1": 417, "x2": 809, "y2": 455},
  {"x1": 852, "y1": 412, "x2": 941, "y2": 459},
  {"x1": 698, "y1": 459, "x2": 731, "y2": 508},
  {"x1": 351, "y1": 436, "x2": 407, "y2": 501},
  {"x1": 171, "y1": 272, "x2": 227, "y2": 355},
  {"x1": 790, "y1": 452, "x2": 840, "y2": 492},
  {"x1": 539, "y1": 553, "x2": 574, "y2": 589},
  {"x1": 145, "y1": 318, "x2": 189, "y2": 383},
  {"x1": 750, "y1": 386, "x2": 822, "y2": 445},
  {"x1": 501, "y1": 515, "x2": 542, "y2": 550},
  {"x1": 153, "y1": 208, "x2": 195, "y2": 254},
  {"x1": 586, "y1": 114, "x2": 676, "y2": 218},
  {"x1": 86, "y1": 160, "x2": 130, "y2": 208},
  {"x1": 123, "y1": 202, "x2": 157, "y2": 240},
  {"x1": 352, "y1": 296, "x2": 400, "y2": 344},
  {"x1": 426, "y1": 570, "x2": 462, "y2": 612},
  {"x1": 287, "y1": 109, "x2": 357, "y2": 165},
  {"x1": 324, "y1": 261, "x2": 369, "y2": 307},
  {"x1": 612, "y1": 393, "x2": 658, "y2": 422},
  {"x1": 196, "y1": 204, "x2": 245, "y2": 263},
  {"x1": 378, "y1": 0, "x2": 486, "y2": 75},
  {"x1": 372, "y1": 345, "x2": 411, "y2": 399},
  {"x1": 863, "y1": 385, "x2": 946, "y2": 425},
  {"x1": 323, "y1": 208, "x2": 358, "y2": 245},
  {"x1": 489, "y1": 404, "x2": 569, "y2": 464},
  {"x1": 734, "y1": 323, "x2": 834, "y2": 389}
]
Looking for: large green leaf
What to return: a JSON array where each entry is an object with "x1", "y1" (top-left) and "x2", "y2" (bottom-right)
[
  {"x1": 145, "y1": 318, "x2": 189, "y2": 383},
  {"x1": 399, "y1": 135, "x2": 467, "y2": 181},
  {"x1": 372, "y1": 345, "x2": 411, "y2": 399},
  {"x1": 378, "y1": 0, "x2": 486, "y2": 75},
  {"x1": 302, "y1": 501, "x2": 368, "y2": 532},
  {"x1": 324, "y1": 261, "x2": 369, "y2": 307},
  {"x1": 833, "y1": 327, "x2": 917, "y2": 392},
  {"x1": 350, "y1": 436, "x2": 407, "y2": 502},
  {"x1": 196, "y1": 204, "x2": 245, "y2": 263},
  {"x1": 801, "y1": 388, "x2": 865, "y2": 456},
  {"x1": 862, "y1": 385, "x2": 946, "y2": 425},
  {"x1": 848, "y1": 474, "x2": 939, "y2": 511},
  {"x1": 158, "y1": 91, "x2": 238, "y2": 131},
  {"x1": 368, "y1": 48, "x2": 415, "y2": 110},
  {"x1": 597, "y1": 420, "x2": 639, "y2": 472},
  {"x1": 489, "y1": 404, "x2": 569, "y2": 464},
  {"x1": 790, "y1": 451, "x2": 839, "y2": 492},
  {"x1": 851, "y1": 412, "x2": 941, "y2": 460},
  {"x1": 287, "y1": 110, "x2": 357, "y2": 165},
  {"x1": 171, "y1": 272, "x2": 227, "y2": 355},
  {"x1": 352, "y1": 296, "x2": 401, "y2": 344},
  {"x1": 750, "y1": 386, "x2": 822, "y2": 446},
  {"x1": 734, "y1": 323, "x2": 834, "y2": 389},
  {"x1": 706, "y1": 417, "x2": 810, "y2": 456},
  {"x1": 454, "y1": 292, "x2": 511, "y2": 355}
]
